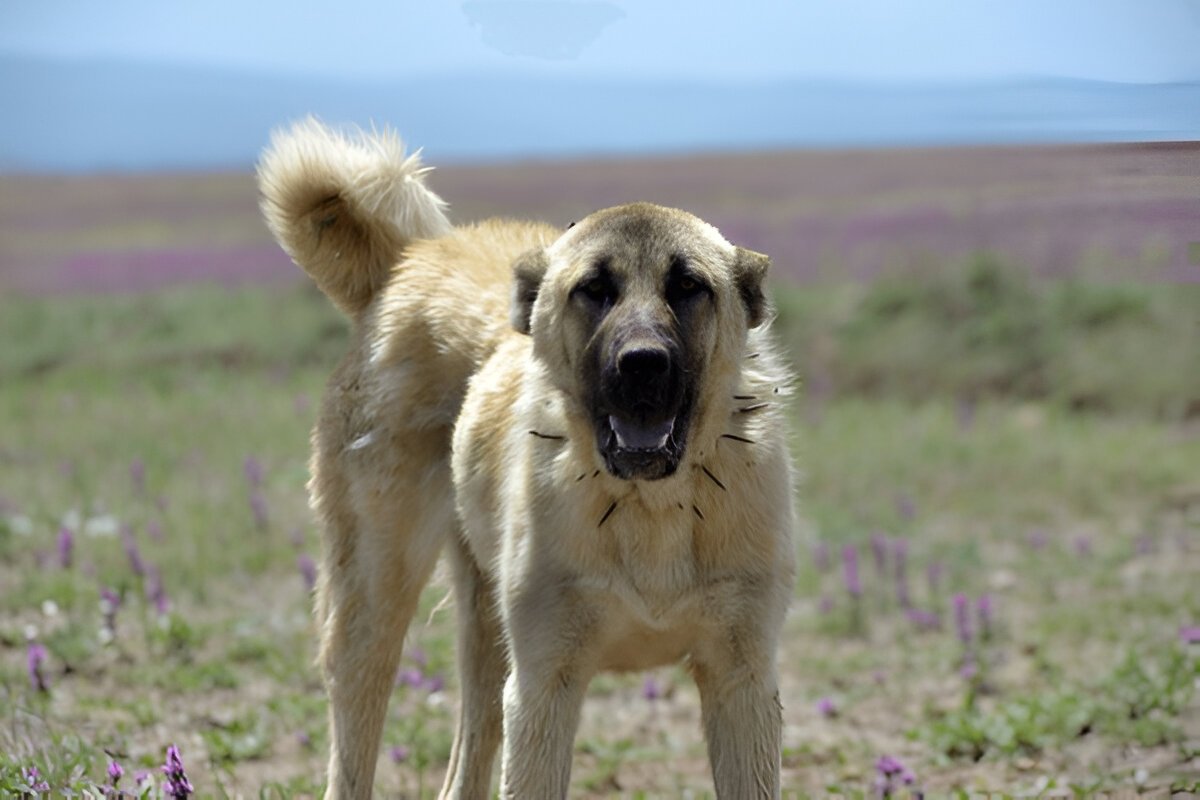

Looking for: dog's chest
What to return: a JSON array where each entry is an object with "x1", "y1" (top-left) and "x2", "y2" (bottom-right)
[{"x1": 579, "y1": 488, "x2": 727, "y2": 640}]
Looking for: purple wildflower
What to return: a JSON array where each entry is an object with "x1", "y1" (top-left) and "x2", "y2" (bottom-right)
[
  {"x1": 1073, "y1": 535, "x2": 1092, "y2": 557},
  {"x1": 816, "y1": 696, "x2": 838, "y2": 718},
  {"x1": 1027, "y1": 529, "x2": 1048, "y2": 550},
  {"x1": 122, "y1": 524, "x2": 146, "y2": 577},
  {"x1": 870, "y1": 532, "x2": 888, "y2": 576},
  {"x1": 243, "y1": 455, "x2": 264, "y2": 488},
  {"x1": 977, "y1": 594, "x2": 994, "y2": 641},
  {"x1": 134, "y1": 770, "x2": 151, "y2": 789},
  {"x1": 27, "y1": 642, "x2": 49, "y2": 692},
  {"x1": 297, "y1": 730, "x2": 313, "y2": 748},
  {"x1": 57, "y1": 526, "x2": 74, "y2": 569},
  {"x1": 23, "y1": 766, "x2": 50, "y2": 793},
  {"x1": 895, "y1": 493, "x2": 916, "y2": 521},
  {"x1": 249, "y1": 490, "x2": 269, "y2": 530},
  {"x1": 389, "y1": 745, "x2": 410, "y2": 764},
  {"x1": 893, "y1": 538, "x2": 911, "y2": 608},
  {"x1": 812, "y1": 540, "x2": 830, "y2": 572},
  {"x1": 161, "y1": 744, "x2": 194, "y2": 798},
  {"x1": 1179, "y1": 625, "x2": 1200, "y2": 645},
  {"x1": 147, "y1": 519, "x2": 164, "y2": 541},
  {"x1": 146, "y1": 565, "x2": 169, "y2": 616},
  {"x1": 874, "y1": 754, "x2": 918, "y2": 799},
  {"x1": 906, "y1": 607, "x2": 940, "y2": 630},
  {"x1": 297, "y1": 554, "x2": 317, "y2": 592},
  {"x1": 641, "y1": 675, "x2": 662, "y2": 701},
  {"x1": 953, "y1": 593, "x2": 972, "y2": 645},
  {"x1": 875, "y1": 755, "x2": 903, "y2": 777},
  {"x1": 818, "y1": 594, "x2": 834, "y2": 615},
  {"x1": 422, "y1": 673, "x2": 446, "y2": 694},
  {"x1": 397, "y1": 667, "x2": 422, "y2": 687},
  {"x1": 842, "y1": 544, "x2": 862, "y2": 598},
  {"x1": 130, "y1": 457, "x2": 146, "y2": 494},
  {"x1": 107, "y1": 759, "x2": 124, "y2": 793}
]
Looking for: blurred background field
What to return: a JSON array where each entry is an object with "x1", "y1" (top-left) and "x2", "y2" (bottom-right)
[
  {"x1": 2, "y1": 144, "x2": 1198, "y2": 797},
  {"x1": 3, "y1": 1, "x2": 1200, "y2": 796}
]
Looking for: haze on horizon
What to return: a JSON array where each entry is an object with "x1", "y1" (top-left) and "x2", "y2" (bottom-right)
[{"x1": 4, "y1": 0, "x2": 1199, "y2": 84}]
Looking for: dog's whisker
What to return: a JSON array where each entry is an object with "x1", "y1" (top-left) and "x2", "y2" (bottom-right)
[
  {"x1": 529, "y1": 430, "x2": 566, "y2": 441},
  {"x1": 692, "y1": 504, "x2": 705, "y2": 521},
  {"x1": 720, "y1": 433, "x2": 756, "y2": 444},
  {"x1": 701, "y1": 465, "x2": 727, "y2": 492},
  {"x1": 597, "y1": 500, "x2": 618, "y2": 528},
  {"x1": 735, "y1": 403, "x2": 769, "y2": 415}
]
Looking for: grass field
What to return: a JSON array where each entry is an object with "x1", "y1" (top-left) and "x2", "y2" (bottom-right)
[{"x1": 1, "y1": 146, "x2": 1198, "y2": 797}]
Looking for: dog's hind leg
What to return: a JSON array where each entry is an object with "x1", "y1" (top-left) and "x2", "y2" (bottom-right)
[
  {"x1": 315, "y1": 429, "x2": 454, "y2": 800},
  {"x1": 437, "y1": 536, "x2": 508, "y2": 800}
]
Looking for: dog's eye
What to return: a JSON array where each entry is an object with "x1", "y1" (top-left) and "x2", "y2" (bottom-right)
[
  {"x1": 576, "y1": 276, "x2": 616, "y2": 306},
  {"x1": 667, "y1": 273, "x2": 707, "y2": 303}
]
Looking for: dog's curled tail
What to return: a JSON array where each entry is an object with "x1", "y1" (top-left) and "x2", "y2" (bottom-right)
[{"x1": 257, "y1": 117, "x2": 452, "y2": 316}]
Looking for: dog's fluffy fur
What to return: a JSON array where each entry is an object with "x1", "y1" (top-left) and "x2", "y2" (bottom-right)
[{"x1": 258, "y1": 118, "x2": 797, "y2": 799}]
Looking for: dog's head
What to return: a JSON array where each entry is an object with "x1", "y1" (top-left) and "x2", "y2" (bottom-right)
[{"x1": 511, "y1": 203, "x2": 770, "y2": 481}]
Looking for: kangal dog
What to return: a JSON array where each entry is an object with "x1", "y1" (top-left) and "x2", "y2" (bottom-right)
[{"x1": 258, "y1": 119, "x2": 796, "y2": 799}]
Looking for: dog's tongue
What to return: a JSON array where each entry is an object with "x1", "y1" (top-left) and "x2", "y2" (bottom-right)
[{"x1": 609, "y1": 416, "x2": 674, "y2": 451}]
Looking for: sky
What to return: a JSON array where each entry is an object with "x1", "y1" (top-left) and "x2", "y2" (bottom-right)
[{"x1": 3, "y1": 0, "x2": 1199, "y2": 84}]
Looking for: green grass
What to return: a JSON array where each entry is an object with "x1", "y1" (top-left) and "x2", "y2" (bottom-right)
[
  {"x1": 1, "y1": 266, "x2": 1197, "y2": 797},
  {"x1": 772, "y1": 254, "x2": 1200, "y2": 418}
]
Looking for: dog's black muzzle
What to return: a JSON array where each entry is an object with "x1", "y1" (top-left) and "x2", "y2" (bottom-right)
[{"x1": 595, "y1": 340, "x2": 691, "y2": 480}]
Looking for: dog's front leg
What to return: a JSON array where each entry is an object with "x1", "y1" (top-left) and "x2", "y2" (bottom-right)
[
  {"x1": 496, "y1": 584, "x2": 595, "y2": 799},
  {"x1": 692, "y1": 624, "x2": 785, "y2": 799}
]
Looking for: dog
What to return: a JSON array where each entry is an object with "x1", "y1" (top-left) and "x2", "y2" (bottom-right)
[{"x1": 258, "y1": 118, "x2": 797, "y2": 799}]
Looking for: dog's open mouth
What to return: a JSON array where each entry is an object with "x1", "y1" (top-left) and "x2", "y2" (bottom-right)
[
  {"x1": 598, "y1": 413, "x2": 685, "y2": 480},
  {"x1": 609, "y1": 415, "x2": 674, "y2": 451}
]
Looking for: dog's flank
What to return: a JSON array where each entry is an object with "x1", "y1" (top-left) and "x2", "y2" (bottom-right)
[{"x1": 257, "y1": 117, "x2": 451, "y2": 316}]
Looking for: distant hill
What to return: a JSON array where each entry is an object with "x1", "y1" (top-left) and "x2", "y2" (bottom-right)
[{"x1": 2, "y1": 54, "x2": 1199, "y2": 172}]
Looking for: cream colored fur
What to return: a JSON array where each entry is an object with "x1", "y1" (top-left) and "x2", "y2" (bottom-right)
[{"x1": 258, "y1": 119, "x2": 796, "y2": 799}]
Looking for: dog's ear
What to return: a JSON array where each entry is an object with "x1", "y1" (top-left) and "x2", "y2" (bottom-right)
[
  {"x1": 510, "y1": 248, "x2": 549, "y2": 335},
  {"x1": 733, "y1": 247, "x2": 771, "y2": 328}
]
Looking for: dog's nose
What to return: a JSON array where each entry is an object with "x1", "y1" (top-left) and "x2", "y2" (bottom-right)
[{"x1": 618, "y1": 347, "x2": 670, "y2": 380}]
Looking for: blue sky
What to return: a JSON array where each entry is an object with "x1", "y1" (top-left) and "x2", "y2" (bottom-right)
[{"x1": 3, "y1": 0, "x2": 1199, "y2": 83}]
